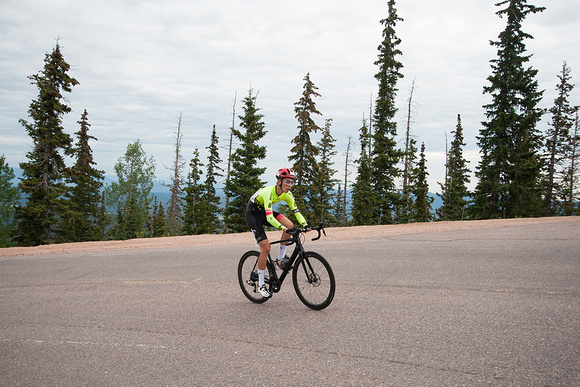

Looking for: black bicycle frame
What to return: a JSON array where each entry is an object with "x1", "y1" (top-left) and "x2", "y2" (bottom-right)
[
  {"x1": 267, "y1": 236, "x2": 302, "y2": 288},
  {"x1": 252, "y1": 223, "x2": 325, "y2": 293}
]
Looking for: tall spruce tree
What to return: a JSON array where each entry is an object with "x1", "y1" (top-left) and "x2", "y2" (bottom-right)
[
  {"x1": 399, "y1": 137, "x2": 418, "y2": 223},
  {"x1": 105, "y1": 140, "x2": 156, "y2": 240},
  {"x1": 351, "y1": 118, "x2": 375, "y2": 225},
  {"x1": 437, "y1": 114, "x2": 471, "y2": 221},
  {"x1": 563, "y1": 112, "x2": 580, "y2": 215},
  {"x1": 202, "y1": 125, "x2": 223, "y2": 233},
  {"x1": 0, "y1": 156, "x2": 20, "y2": 247},
  {"x1": 312, "y1": 119, "x2": 338, "y2": 225},
  {"x1": 60, "y1": 110, "x2": 105, "y2": 242},
  {"x1": 289, "y1": 72, "x2": 322, "y2": 220},
  {"x1": 544, "y1": 62, "x2": 576, "y2": 216},
  {"x1": 182, "y1": 147, "x2": 205, "y2": 235},
  {"x1": 371, "y1": 0, "x2": 405, "y2": 224},
  {"x1": 14, "y1": 43, "x2": 79, "y2": 246},
  {"x1": 223, "y1": 89, "x2": 267, "y2": 232},
  {"x1": 470, "y1": 0, "x2": 545, "y2": 219},
  {"x1": 411, "y1": 142, "x2": 433, "y2": 222}
]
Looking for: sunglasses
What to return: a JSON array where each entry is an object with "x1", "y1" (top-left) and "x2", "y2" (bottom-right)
[{"x1": 283, "y1": 179, "x2": 295, "y2": 186}]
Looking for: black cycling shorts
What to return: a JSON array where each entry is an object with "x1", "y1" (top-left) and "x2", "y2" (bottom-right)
[{"x1": 245, "y1": 201, "x2": 284, "y2": 243}]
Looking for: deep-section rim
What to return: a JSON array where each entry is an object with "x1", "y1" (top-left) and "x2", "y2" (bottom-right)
[
  {"x1": 292, "y1": 251, "x2": 335, "y2": 310},
  {"x1": 238, "y1": 250, "x2": 269, "y2": 304}
]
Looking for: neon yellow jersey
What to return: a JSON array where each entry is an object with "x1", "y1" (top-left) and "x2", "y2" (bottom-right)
[{"x1": 250, "y1": 185, "x2": 307, "y2": 230}]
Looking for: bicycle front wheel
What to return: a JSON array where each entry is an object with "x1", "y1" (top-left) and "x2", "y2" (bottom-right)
[
  {"x1": 238, "y1": 250, "x2": 269, "y2": 304},
  {"x1": 292, "y1": 252, "x2": 335, "y2": 310}
]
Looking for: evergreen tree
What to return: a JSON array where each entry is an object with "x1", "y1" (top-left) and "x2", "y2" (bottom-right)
[
  {"x1": 203, "y1": 125, "x2": 223, "y2": 233},
  {"x1": 60, "y1": 110, "x2": 105, "y2": 242},
  {"x1": 14, "y1": 43, "x2": 79, "y2": 246},
  {"x1": 437, "y1": 114, "x2": 471, "y2": 221},
  {"x1": 223, "y1": 89, "x2": 267, "y2": 232},
  {"x1": 0, "y1": 156, "x2": 20, "y2": 247},
  {"x1": 312, "y1": 119, "x2": 338, "y2": 225},
  {"x1": 399, "y1": 138, "x2": 418, "y2": 223},
  {"x1": 147, "y1": 198, "x2": 167, "y2": 238},
  {"x1": 182, "y1": 148, "x2": 205, "y2": 235},
  {"x1": 411, "y1": 142, "x2": 433, "y2": 222},
  {"x1": 544, "y1": 62, "x2": 576, "y2": 216},
  {"x1": 289, "y1": 73, "x2": 322, "y2": 221},
  {"x1": 371, "y1": 0, "x2": 405, "y2": 224},
  {"x1": 105, "y1": 140, "x2": 156, "y2": 240},
  {"x1": 561, "y1": 112, "x2": 580, "y2": 215},
  {"x1": 331, "y1": 183, "x2": 345, "y2": 227},
  {"x1": 351, "y1": 118, "x2": 375, "y2": 225},
  {"x1": 470, "y1": 0, "x2": 545, "y2": 219}
]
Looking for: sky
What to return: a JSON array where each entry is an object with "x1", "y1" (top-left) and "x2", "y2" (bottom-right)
[{"x1": 1, "y1": 0, "x2": 579, "y2": 195}]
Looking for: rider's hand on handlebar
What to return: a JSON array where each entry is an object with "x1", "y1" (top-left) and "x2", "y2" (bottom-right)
[{"x1": 304, "y1": 224, "x2": 312, "y2": 232}]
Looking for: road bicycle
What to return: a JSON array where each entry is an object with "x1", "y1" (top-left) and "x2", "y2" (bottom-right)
[{"x1": 237, "y1": 223, "x2": 335, "y2": 310}]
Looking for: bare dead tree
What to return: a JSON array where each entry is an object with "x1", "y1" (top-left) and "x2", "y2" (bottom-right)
[
  {"x1": 224, "y1": 92, "x2": 236, "y2": 209},
  {"x1": 165, "y1": 112, "x2": 186, "y2": 235},
  {"x1": 402, "y1": 79, "x2": 416, "y2": 218},
  {"x1": 342, "y1": 136, "x2": 352, "y2": 226},
  {"x1": 222, "y1": 92, "x2": 236, "y2": 233}
]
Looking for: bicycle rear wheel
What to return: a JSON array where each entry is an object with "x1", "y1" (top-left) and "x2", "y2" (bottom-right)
[
  {"x1": 238, "y1": 250, "x2": 269, "y2": 304},
  {"x1": 292, "y1": 252, "x2": 335, "y2": 310}
]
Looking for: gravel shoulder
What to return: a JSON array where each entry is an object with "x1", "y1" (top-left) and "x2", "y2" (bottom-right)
[{"x1": 2, "y1": 216, "x2": 578, "y2": 257}]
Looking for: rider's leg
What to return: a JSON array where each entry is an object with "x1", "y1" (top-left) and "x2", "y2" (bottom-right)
[
  {"x1": 276, "y1": 215, "x2": 293, "y2": 260},
  {"x1": 257, "y1": 239, "x2": 271, "y2": 287}
]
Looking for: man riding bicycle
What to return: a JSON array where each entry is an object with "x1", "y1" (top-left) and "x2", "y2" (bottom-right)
[{"x1": 245, "y1": 167, "x2": 309, "y2": 298}]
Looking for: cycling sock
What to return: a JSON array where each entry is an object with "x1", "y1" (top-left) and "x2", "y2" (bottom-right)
[
  {"x1": 258, "y1": 269, "x2": 265, "y2": 287},
  {"x1": 278, "y1": 244, "x2": 287, "y2": 261}
]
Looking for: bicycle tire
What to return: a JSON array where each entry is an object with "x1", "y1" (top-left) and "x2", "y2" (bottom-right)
[
  {"x1": 292, "y1": 251, "x2": 335, "y2": 310},
  {"x1": 237, "y1": 250, "x2": 269, "y2": 304}
]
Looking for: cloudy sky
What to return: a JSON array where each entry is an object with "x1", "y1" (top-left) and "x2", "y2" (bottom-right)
[{"x1": 1, "y1": 0, "x2": 579, "y2": 194}]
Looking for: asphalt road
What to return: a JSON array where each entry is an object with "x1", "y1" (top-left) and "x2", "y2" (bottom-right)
[{"x1": 1, "y1": 220, "x2": 579, "y2": 386}]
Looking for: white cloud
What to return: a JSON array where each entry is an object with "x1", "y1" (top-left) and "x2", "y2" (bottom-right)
[{"x1": 1, "y1": 0, "x2": 579, "y2": 195}]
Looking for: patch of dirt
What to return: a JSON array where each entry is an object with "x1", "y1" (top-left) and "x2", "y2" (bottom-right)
[{"x1": 1, "y1": 217, "x2": 578, "y2": 257}]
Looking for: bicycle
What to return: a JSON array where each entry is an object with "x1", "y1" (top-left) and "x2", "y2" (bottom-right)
[{"x1": 237, "y1": 223, "x2": 335, "y2": 310}]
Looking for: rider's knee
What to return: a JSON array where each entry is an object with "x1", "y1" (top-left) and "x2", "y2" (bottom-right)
[{"x1": 260, "y1": 241, "x2": 271, "y2": 255}]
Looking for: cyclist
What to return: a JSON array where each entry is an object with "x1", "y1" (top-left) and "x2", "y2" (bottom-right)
[{"x1": 245, "y1": 167, "x2": 309, "y2": 298}]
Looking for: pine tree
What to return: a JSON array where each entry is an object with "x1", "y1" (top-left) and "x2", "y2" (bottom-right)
[
  {"x1": 437, "y1": 114, "x2": 471, "y2": 221},
  {"x1": 332, "y1": 183, "x2": 345, "y2": 227},
  {"x1": 223, "y1": 89, "x2": 267, "y2": 232},
  {"x1": 470, "y1": 0, "x2": 545, "y2": 219},
  {"x1": 105, "y1": 140, "x2": 156, "y2": 240},
  {"x1": 351, "y1": 118, "x2": 375, "y2": 225},
  {"x1": 147, "y1": 198, "x2": 167, "y2": 238},
  {"x1": 14, "y1": 43, "x2": 79, "y2": 246},
  {"x1": 203, "y1": 125, "x2": 223, "y2": 233},
  {"x1": 312, "y1": 119, "x2": 338, "y2": 225},
  {"x1": 411, "y1": 142, "x2": 433, "y2": 222},
  {"x1": 544, "y1": 62, "x2": 576, "y2": 216},
  {"x1": 399, "y1": 138, "x2": 418, "y2": 223},
  {"x1": 371, "y1": 0, "x2": 405, "y2": 224},
  {"x1": 0, "y1": 156, "x2": 20, "y2": 247},
  {"x1": 60, "y1": 110, "x2": 105, "y2": 242},
  {"x1": 561, "y1": 112, "x2": 580, "y2": 215},
  {"x1": 289, "y1": 73, "x2": 323, "y2": 222},
  {"x1": 182, "y1": 148, "x2": 205, "y2": 235}
]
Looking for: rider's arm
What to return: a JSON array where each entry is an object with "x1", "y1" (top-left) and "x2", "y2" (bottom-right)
[
  {"x1": 285, "y1": 193, "x2": 307, "y2": 227},
  {"x1": 261, "y1": 187, "x2": 286, "y2": 231}
]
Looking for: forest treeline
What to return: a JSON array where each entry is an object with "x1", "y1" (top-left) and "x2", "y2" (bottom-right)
[{"x1": 1, "y1": 0, "x2": 579, "y2": 247}]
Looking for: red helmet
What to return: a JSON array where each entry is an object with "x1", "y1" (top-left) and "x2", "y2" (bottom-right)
[{"x1": 276, "y1": 168, "x2": 297, "y2": 180}]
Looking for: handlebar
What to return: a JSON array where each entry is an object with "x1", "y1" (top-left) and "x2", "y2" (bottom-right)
[{"x1": 286, "y1": 222, "x2": 326, "y2": 241}]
